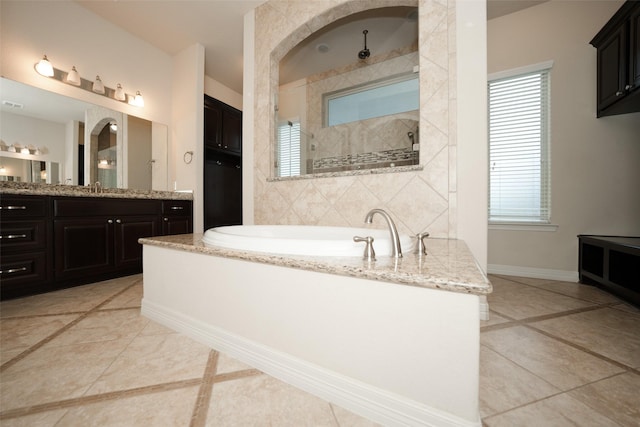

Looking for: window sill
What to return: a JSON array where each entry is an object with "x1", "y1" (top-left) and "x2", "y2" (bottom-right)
[{"x1": 489, "y1": 222, "x2": 559, "y2": 232}]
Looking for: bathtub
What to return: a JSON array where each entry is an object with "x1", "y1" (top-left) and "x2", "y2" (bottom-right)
[{"x1": 202, "y1": 225, "x2": 417, "y2": 256}]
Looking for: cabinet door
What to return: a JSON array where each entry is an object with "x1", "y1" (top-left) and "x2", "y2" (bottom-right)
[
  {"x1": 54, "y1": 218, "x2": 113, "y2": 280},
  {"x1": 222, "y1": 108, "x2": 242, "y2": 153},
  {"x1": 630, "y1": 7, "x2": 640, "y2": 91},
  {"x1": 204, "y1": 102, "x2": 222, "y2": 149},
  {"x1": 204, "y1": 157, "x2": 242, "y2": 230},
  {"x1": 114, "y1": 215, "x2": 159, "y2": 269},
  {"x1": 162, "y1": 217, "x2": 192, "y2": 235},
  {"x1": 597, "y1": 25, "x2": 628, "y2": 112}
]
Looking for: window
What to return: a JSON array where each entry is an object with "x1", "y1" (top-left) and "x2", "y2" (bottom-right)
[
  {"x1": 277, "y1": 120, "x2": 301, "y2": 177},
  {"x1": 324, "y1": 73, "x2": 419, "y2": 127},
  {"x1": 488, "y1": 63, "x2": 551, "y2": 223}
]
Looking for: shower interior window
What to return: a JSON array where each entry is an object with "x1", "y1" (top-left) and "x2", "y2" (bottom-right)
[
  {"x1": 324, "y1": 73, "x2": 419, "y2": 127},
  {"x1": 277, "y1": 120, "x2": 301, "y2": 177}
]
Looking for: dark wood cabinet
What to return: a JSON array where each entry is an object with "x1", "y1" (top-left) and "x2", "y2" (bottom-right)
[
  {"x1": 0, "y1": 195, "x2": 52, "y2": 299},
  {"x1": 0, "y1": 193, "x2": 192, "y2": 300},
  {"x1": 591, "y1": 1, "x2": 640, "y2": 117},
  {"x1": 204, "y1": 155, "x2": 242, "y2": 229},
  {"x1": 204, "y1": 95, "x2": 242, "y2": 154},
  {"x1": 53, "y1": 198, "x2": 161, "y2": 284},
  {"x1": 161, "y1": 200, "x2": 193, "y2": 235},
  {"x1": 204, "y1": 95, "x2": 243, "y2": 230}
]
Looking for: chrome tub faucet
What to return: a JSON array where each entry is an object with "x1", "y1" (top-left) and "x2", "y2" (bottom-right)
[{"x1": 364, "y1": 208, "x2": 402, "y2": 258}]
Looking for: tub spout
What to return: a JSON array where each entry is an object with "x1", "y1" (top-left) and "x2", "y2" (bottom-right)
[{"x1": 364, "y1": 209, "x2": 402, "y2": 258}]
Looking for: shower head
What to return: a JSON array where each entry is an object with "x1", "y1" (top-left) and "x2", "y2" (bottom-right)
[{"x1": 358, "y1": 30, "x2": 370, "y2": 60}]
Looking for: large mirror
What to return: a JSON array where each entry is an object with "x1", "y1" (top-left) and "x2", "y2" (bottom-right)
[
  {"x1": 0, "y1": 78, "x2": 167, "y2": 190},
  {"x1": 276, "y1": 6, "x2": 419, "y2": 178}
]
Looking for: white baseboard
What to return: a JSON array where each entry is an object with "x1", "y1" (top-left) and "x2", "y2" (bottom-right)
[
  {"x1": 487, "y1": 264, "x2": 579, "y2": 282},
  {"x1": 142, "y1": 299, "x2": 481, "y2": 427}
]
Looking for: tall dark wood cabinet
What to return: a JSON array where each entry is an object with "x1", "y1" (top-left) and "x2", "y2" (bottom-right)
[
  {"x1": 590, "y1": 1, "x2": 640, "y2": 117},
  {"x1": 204, "y1": 95, "x2": 243, "y2": 230}
]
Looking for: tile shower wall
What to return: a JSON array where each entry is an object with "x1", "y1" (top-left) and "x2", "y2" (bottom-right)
[
  {"x1": 253, "y1": 0, "x2": 456, "y2": 238},
  {"x1": 306, "y1": 51, "x2": 419, "y2": 160}
]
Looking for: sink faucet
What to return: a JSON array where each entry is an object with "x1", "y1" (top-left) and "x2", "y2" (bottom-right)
[
  {"x1": 364, "y1": 208, "x2": 402, "y2": 258},
  {"x1": 94, "y1": 181, "x2": 102, "y2": 194}
]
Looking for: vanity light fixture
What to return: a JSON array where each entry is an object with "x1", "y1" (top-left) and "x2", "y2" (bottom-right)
[
  {"x1": 33, "y1": 54, "x2": 145, "y2": 107},
  {"x1": 92, "y1": 76, "x2": 105, "y2": 94},
  {"x1": 114, "y1": 84, "x2": 126, "y2": 101},
  {"x1": 110, "y1": 122, "x2": 118, "y2": 132},
  {"x1": 20, "y1": 147, "x2": 31, "y2": 155},
  {"x1": 66, "y1": 66, "x2": 81, "y2": 86},
  {"x1": 131, "y1": 91, "x2": 144, "y2": 107},
  {"x1": 35, "y1": 55, "x2": 54, "y2": 77}
]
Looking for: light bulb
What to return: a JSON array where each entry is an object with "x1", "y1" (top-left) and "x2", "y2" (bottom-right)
[
  {"x1": 93, "y1": 76, "x2": 105, "y2": 94},
  {"x1": 35, "y1": 55, "x2": 54, "y2": 77},
  {"x1": 66, "y1": 66, "x2": 81, "y2": 86}
]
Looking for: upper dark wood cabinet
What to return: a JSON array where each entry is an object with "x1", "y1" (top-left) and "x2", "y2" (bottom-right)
[
  {"x1": 204, "y1": 95, "x2": 242, "y2": 154},
  {"x1": 591, "y1": 1, "x2": 640, "y2": 117}
]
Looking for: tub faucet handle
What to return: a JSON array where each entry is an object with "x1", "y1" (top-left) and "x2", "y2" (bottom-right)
[
  {"x1": 354, "y1": 236, "x2": 376, "y2": 262},
  {"x1": 417, "y1": 232, "x2": 429, "y2": 256}
]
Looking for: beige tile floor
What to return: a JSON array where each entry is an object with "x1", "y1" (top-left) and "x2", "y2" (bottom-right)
[{"x1": 1, "y1": 273, "x2": 638, "y2": 426}]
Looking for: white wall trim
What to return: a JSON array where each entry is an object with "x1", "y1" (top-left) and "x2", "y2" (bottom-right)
[
  {"x1": 488, "y1": 264, "x2": 579, "y2": 282},
  {"x1": 142, "y1": 300, "x2": 480, "y2": 427}
]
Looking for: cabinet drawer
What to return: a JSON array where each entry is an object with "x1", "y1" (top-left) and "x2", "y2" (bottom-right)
[
  {"x1": 0, "y1": 251, "x2": 47, "y2": 288},
  {"x1": 54, "y1": 198, "x2": 160, "y2": 217},
  {"x1": 162, "y1": 200, "x2": 192, "y2": 216},
  {"x1": 0, "y1": 195, "x2": 47, "y2": 218},
  {"x1": 0, "y1": 220, "x2": 47, "y2": 251}
]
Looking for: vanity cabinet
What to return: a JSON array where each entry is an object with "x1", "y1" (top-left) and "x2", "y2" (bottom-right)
[
  {"x1": 161, "y1": 200, "x2": 193, "y2": 235},
  {"x1": 53, "y1": 198, "x2": 160, "y2": 283},
  {"x1": 0, "y1": 195, "x2": 52, "y2": 299},
  {"x1": 0, "y1": 191, "x2": 193, "y2": 300},
  {"x1": 590, "y1": 1, "x2": 640, "y2": 117},
  {"x1": 204, "y1": 95, "x2": 242, "y2": 155}
]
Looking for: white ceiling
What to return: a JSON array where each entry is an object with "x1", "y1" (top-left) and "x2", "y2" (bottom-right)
[{"x1": 74, "y1": 0, "x2": 546, "y2": 94}]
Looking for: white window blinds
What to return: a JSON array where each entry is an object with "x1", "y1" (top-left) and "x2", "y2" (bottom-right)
[
  {"x1": 489, "y1": 67, "x2": 551, "y2": 223},
  {"x1": 277, "y1": 121, "x2": 301, "y2": 177}
]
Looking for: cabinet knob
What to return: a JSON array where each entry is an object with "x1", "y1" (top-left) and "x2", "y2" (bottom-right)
[
  {"x1": 224, "y1": 145, "x2": 228, "y2": 149},
  {"x1": 116, "y1": 219, "x2": 122, "y2": 224},
  {"x1": 625, "y1": 84, "x2": 634, "y2": 90},
  {"x1": 616, "y1": 91, "x2": 624, "y2": 96},
  {"x1": 164, "y1": 218, "x2": 169, "y2": 221},
  {"x1": 108, "y1": 219, "x2": 113, "y2": 224}
]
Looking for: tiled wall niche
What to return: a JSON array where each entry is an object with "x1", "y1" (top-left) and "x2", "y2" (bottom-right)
[{"x1": 253, "y1": 0, "x2": 456, "y2": 238}]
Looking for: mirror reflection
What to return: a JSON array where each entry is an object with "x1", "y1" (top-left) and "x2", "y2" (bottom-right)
[
  {"x1": 0, "y1": 78, "x2": 166, "y2": 190},
  {"x1": 276, "y1": 6, "x2": 419, "y2": 178}
]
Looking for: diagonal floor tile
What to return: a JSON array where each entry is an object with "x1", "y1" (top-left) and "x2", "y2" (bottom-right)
[
  {"x1": 568, "y1": 372, "x2": 640, "y2": 427},
  {"x1": 86, "y1": 332, "x2": 211, "y2": 394},
  {"x1": 0, "y1": 338, "x2": 132, "y2": 411},
  {"x1": 481, "y1": 326, "x2": 624, "y2": 390},
  {"x1": 0, "y1": 408, "x2": 68, "y2": 427},
  {"x1": 483, "y1": 393, "x2": 620, "y2": 427},
  {"x1": 0, "y1": 314, "x2": 78, "y2": 359},
  {"x1": 532, "y1": 307, "x2": 640, "y2": 369},
  {"x1": 206, "y1": 374, "x2": 339, "y2": 426},
  {"x1": 487, "y1": 277, "x2": 595, "y2": 320},
  {"x1": 479, "y1": 346, "x2": 559, "y2": 418}
]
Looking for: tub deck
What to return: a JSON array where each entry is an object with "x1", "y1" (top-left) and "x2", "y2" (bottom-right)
[{"x1": 140, "y1": 234, "x2": 490, "y2": 427}]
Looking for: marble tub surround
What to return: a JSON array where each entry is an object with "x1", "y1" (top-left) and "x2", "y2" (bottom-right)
[
  {"x1": 141, "y1": 233, "x2": 487, "y2": 425},
  {"x1": 139, "y1": 233, "x2": 491, "y2": 296},
  {"x1": 0, "y1": 181, "x2": 192, "y2": 200}
]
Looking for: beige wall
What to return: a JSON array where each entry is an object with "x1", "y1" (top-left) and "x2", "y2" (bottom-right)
[
  {"x1": 251, "y1": 0, "x2": 458, "y2": 242},
  {"x1": 488, "y1": 1, "x2": 640, "y2": 279}
]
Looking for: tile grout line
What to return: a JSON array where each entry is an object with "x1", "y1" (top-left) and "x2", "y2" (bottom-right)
[
  {"x1": 0, "y1": 378, "x2": 203, "y2": 420},
  {"x1": 189, "y1": 350, "x2": 219, "y2": 427},
  {"x1": 0, "y1": 281, "x2": 140, "y2": 372}
]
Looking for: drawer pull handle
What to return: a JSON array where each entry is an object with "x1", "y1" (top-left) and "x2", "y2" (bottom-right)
[
  {"x1": 0, "y1": 267, "x2": 28, "y2": 275},
  {"x1": 0, "y1": 206, "x2": 27, "y2": 210},
  {"x1": 170, "y1": 206, "x2": 184, "y2": 210},
  {"x1": 0, "y1": 234, "x2": 28, "y2": 240}
]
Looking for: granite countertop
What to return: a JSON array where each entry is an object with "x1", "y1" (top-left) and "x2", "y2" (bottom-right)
[
  {"x1": 0, "y1": 182, "x2": 193, "y2": 200},
  {"x1": 139, "y1": 233, "x2": 492, "y2": 296}
]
